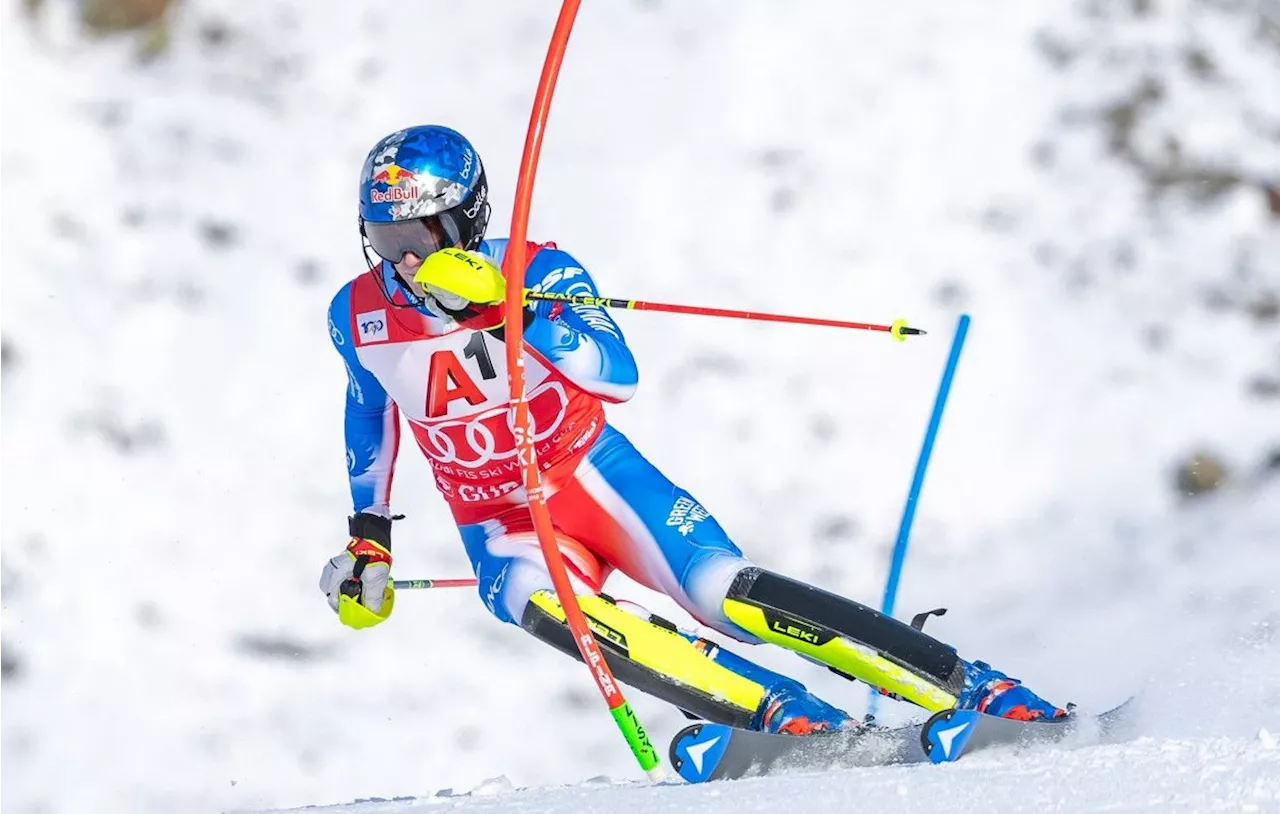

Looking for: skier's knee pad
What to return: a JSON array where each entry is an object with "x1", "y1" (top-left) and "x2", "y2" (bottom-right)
[{"x1": 520, "y1": 589, "x2": 767, "y2": 728}]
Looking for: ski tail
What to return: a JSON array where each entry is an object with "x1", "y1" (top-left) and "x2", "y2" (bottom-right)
[
  {"x1": 522, "y1": 591, "x2": 765, "y2": 728},
  {"x1": 722, "y1": 568, "x2": 961, "y2": 712}
]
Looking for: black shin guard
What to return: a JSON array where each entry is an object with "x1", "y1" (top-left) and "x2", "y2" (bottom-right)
[{"x1": 727, "y1": 568, "x2": 965, "y2": 695}]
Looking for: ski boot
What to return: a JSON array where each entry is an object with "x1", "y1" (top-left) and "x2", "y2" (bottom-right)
[
  {"x1": 956, "y1": 660, "x2": 1068, "y2": 721},
  {"x1": 692, "y1": 626, "x2": 855, "y2": 735},
  {"x1": 753, "y1": 679, "x2": 856, "y2": 735}
]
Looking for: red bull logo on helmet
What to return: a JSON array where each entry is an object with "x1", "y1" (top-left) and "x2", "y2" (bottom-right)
[
  {"x1": 370, "y1": 186, "x2": 421, "y2": 204},
  {"x1": 371, "y1": 164, "x2": 416, "y2": 186},
  {"x1": 369, "y1": 164, "x2": 422, "y2": 204}
]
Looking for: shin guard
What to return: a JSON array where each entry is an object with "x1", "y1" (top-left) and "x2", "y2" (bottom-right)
[{"x1": 723, "y1": 568, "x2": 964, "y2": 712}]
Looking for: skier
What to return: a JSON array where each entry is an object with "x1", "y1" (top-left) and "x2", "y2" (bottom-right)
[{"x1": 321, "y1": 124, "x2": 1067, "y2": 735}]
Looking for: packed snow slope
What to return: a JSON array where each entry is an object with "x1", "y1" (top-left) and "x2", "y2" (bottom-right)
[
  {"x1": 246, "y1": 736, "x2": 1280, "y2": 814},
  {"x1": 2, "y1": 1, "x2": 1277, "y2": 813}
]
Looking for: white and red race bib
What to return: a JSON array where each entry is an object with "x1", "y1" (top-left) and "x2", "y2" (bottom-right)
[{"x1": 347, "y1": 272, "x2": 604, "y2": 505}]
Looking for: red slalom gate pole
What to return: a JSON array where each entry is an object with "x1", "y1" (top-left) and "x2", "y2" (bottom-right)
[
  {"x1": 524, "y1": 290, "x2": 926, "y2": 339},
  {"x1": 500, "y1": 0, "x2": 664, "y2": 780}
]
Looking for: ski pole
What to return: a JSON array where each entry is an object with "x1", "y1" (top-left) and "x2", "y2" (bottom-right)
[
  {"x1": 392, "y1": 578, "x2": 478, "y2": 590},
  {"x1": 524, "y1": 290, "x2": 926, "y2": 341}
]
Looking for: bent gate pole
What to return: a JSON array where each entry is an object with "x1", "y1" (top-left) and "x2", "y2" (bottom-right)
[{"x1": 499, "y1": 0, "x2": 664, "y2": 780}]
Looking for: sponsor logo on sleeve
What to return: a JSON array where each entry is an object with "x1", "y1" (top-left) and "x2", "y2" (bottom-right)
[{"x1": 344, "y1": 361, "x2": 365, "y2": 404}]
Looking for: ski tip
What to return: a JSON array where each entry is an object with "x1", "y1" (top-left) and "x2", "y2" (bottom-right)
[
  {"x1": 1094, "y1": 695, "x2": 1140, "y2": 736},
  {"x1": 670, "y1": 723, "x2": 733, "y2": 784}
]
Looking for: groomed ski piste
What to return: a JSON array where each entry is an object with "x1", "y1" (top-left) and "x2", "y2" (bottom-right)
[
  {"x1": 3, "y1": 1, "x2": 1278, "y2": 813},
  {"x1": 257, "y1": 740, "x2": 1280, "y2": 814}
]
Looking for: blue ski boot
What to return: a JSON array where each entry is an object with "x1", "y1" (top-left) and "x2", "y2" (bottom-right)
[
  {"x1": 697, "y1": 637, "x2": 854, "y2": 735},
  {"x1": 956, "y1": 660, "x2": 1068, "y2": 721},
  {"x1": 754, "y1": 679, "x2": 856, "y2": 735}
]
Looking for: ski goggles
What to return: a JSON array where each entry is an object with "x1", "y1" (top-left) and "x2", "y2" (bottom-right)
[{"x1": 364, "y1": 213, "x2": 464, "y2": 263}]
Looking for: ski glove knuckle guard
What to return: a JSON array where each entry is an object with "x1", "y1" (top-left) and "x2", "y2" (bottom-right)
[
  {"x1": 319, "y1": 513, "x2": 395, "y2": 630},
  {"x1": 413, "y1": 248, "x2": 505, "y2": 307}
]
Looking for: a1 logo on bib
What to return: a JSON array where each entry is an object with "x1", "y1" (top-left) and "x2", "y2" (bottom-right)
[{"x1": 356, "y1": 310, "x2": 389, "y2": 343}]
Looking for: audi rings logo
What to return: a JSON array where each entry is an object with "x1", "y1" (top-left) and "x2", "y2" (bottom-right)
[{"x1": 410, "y1": 381, "x2": 569, "y2": 467}]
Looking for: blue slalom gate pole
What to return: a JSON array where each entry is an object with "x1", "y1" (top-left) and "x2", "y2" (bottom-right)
[{"x1": 869, "y1": 313, "x2": 970, "y2": 716}]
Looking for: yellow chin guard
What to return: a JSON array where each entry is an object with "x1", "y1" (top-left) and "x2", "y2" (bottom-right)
[{"x1": 338, "y1": 586, "x2": 395, "y2": 630}]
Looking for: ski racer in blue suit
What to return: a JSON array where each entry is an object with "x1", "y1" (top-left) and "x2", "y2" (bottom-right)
[{"x1": 319, "y1": 124, "x2": 1067, "y2": 736}]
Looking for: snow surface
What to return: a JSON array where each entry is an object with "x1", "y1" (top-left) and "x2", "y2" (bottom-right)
[
  {"x1": 2, "y1": 1, "x2": 1278, "y2": 813},
  {"x1": 248, "y1": 736, "x2": 1280, "y2": 814}
]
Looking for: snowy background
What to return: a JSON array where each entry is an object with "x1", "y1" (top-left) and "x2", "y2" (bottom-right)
[{"x1": 2, "y1": 0, "x2": 1278, "y2": 812}]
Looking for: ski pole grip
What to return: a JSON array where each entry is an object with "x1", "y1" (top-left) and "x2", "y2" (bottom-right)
[{"x1": 340, "y1": 555, "x2": 371, "y2": 601}]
